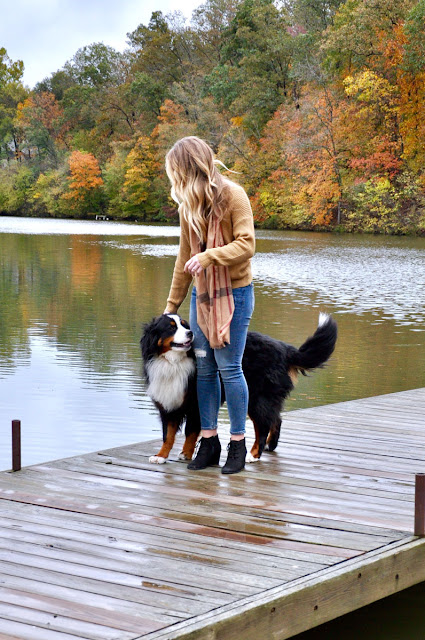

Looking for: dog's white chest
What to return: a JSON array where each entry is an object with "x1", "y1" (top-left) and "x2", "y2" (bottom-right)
[{"x1": 146, "y1": 352, "x2": 195, "y2": 412}]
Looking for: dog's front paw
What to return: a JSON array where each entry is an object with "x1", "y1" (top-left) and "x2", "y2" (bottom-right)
[
  {"x1": 246, "y1": 452, "x2": 260, "y2": 463},
  {"x1": 149, "y1": 455, "x2": 166, "y2": 464},
  {"x1": 178, "y1": 452, "x2": 191, "y2": 461}
]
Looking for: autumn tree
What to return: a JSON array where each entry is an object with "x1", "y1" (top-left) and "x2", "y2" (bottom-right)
[
  {"x1": 343, "y1": 70, "x2": 402, "y2": 176},
  {"x1": 62, "y1": 150, "x2": 104, "y2": 217},
  {"x1": 398, "y1": 0, "x2": 425, "y2": 174},
  {"x1": 244, "y1": 105, "x2": 309, "y2": 227},
  {"x1": 103, "y1": 142, "x2": 130, "y2": 217},
  {"x1": 122, "y1": 136, "x2": 160, "y2": 218},
  {"x1": 290, "y1": 83, "x2": 349, "y2": 226},
  {"x1": 105, "y1": 135, "x2": 161, "y2": 220},
  {"x1": 17, "y1": 92, "x2": 68, "y2": 166},
  {"x1": 153, "y1": 99, "x2": 196, "y2": 157},
  {"x1": 322, "y1": 0, "x2": 414, "y2": 75}
]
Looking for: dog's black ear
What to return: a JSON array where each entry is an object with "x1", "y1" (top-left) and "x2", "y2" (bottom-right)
[{"x1": 140, "y1": 316, "x2": 162, "y2": 361}]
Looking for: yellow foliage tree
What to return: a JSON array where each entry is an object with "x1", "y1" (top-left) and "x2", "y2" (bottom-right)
[{"x1": 122, "y1": 136, "x2": 158, "y2": 216}]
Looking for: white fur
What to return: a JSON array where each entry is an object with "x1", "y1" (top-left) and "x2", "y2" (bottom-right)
[
  {"x1": 246, "y1": 452, "x2": 260, "y2": 463},
  {"x1": 149, "y1": 455, "x2": 166, "y2": 464},
  {"x1": 146, "y1": 350, "x2": 195, "y2": 412},
  {"x1": 318, "y1": 312, "x2": 330, "y2": 327}
]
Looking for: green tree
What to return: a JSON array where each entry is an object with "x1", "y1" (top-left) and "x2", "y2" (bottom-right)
[
  {"x1": 192, "y1": 0, "x2": 238, "y2": 61},
  {"x1": 284, "y1": 0, "x2": 344, "y2": 33},
  {"x1": 58, "y1": 44, "x2": 133, "y2": 159},
  {"x1": 127, "y1": 11, "x2": 202, "y2": 131},
  {"x1": 0, "y1": 164, "x2": 36, "y2": 215},
  {"x1": 103, "y1": 142, "x2": 130, "y2": 217},
  {"x1": 31, "y1": 167, "x2": 69, "y2": 217},
  {"x1": 127, "y1": 12, "x2": 184, "y2": 86},
  {"x1": 0, "y1": 48, "x2": 27, "y2": 162},
  {"x1": 205, "y1": 0, "x2": 294, "y2": 134},
  {"x1": 403, "y1": 0, "x2": 425, "y2": 73},
  {"x1": 63, "y1": 43, "x2": 126, "y2": 88},
  {"x1": 35, "y1": 69, "x2": 76, "y2": 101}
]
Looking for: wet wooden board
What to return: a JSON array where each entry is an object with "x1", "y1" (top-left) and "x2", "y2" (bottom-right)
[{"x1": 1, "y1": 388, "x2": 425, "y2": 639}]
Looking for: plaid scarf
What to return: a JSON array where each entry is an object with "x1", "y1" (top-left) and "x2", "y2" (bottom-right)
[{"x1": 190, "y1": 216, "x2": 234, "y2": 349}]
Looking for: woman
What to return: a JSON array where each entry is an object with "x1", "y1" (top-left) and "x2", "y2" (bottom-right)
[{"x1": 163, "y1": 136, "x2": 255, "y2": 474}]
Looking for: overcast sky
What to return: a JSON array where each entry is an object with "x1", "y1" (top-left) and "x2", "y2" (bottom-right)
[{"x1": 1, "y1": 0, "x2": 203, "y2": 88}]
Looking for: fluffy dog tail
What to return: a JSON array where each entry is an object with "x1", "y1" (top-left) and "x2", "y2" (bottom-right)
[{"x1": 288, "y1": 313, "x2": 337, "y2": 374}]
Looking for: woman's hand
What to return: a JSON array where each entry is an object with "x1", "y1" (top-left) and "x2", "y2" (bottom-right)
[{"x1": 184, "y1": 255, "x2": 203, "y2": 276}]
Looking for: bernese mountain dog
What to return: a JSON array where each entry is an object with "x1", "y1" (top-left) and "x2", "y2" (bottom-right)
[{"x1": 141, "y1": 313, "x2": 337, "y2": 465}]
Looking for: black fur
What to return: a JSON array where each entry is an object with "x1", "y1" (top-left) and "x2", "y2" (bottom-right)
[
  {"x1": 141, "y1": 314, "x2": 337, "y2": 461},
  {"x1": 243, "y1": 315, "x2": 337, "y2": 457}
]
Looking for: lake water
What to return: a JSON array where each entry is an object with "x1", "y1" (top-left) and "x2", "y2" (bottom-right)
[
  {"x1": 1, "y1": 217, "x2": 425, "y2": 637},
  {"x1": 1, "y1": 217, "x2": 424, "y2": 472}
]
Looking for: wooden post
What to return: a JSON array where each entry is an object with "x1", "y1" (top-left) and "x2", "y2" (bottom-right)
[
  {"x1": 12, "y1": 420, "x2": 21, "y2": 472},
  {"x1": 414, "y1": 473, "x2": 425, "y2": 536}
]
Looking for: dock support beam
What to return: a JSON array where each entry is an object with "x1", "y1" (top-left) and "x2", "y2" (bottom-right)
[
  {"x1": 414, "y1": 473, "x2": 425, "y2": 536},
  {"x1": 12, "y1": 420, "x2": 21, "y2": 472}
]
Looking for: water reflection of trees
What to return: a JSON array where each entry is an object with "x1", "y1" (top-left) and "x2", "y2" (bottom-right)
[{"x1": 0, "y1": 233, "x2": 178, "y2": 375}]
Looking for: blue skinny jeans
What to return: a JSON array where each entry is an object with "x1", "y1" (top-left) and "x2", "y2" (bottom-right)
[{"x1": 189, "y1": 284, "x2": 254, "y2": 436}]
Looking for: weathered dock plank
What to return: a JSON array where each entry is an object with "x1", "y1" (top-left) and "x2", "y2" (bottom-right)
[
  {"x1": 1, "y1": 388, "x2": 425, "y2": 639},
  {"x1": 141, "y1": 538, "x2": 425, "y2": 640}
]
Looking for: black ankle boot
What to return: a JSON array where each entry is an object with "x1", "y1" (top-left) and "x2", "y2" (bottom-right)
[
  {"x1": 221, "y1": 439, "x2": 247, "y2": 474},
  {"x1": 187, "y1": 435, "x2": 221, "y2": 470}
]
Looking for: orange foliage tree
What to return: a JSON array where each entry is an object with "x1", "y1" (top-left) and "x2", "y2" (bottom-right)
[
  {"x1": 62, "y1": 150, "x2": 104, "y2": 217},
  {"x1": 253, "y1": 85, "x2": 349, "y2": 228},
  {"x1": 396, "y1": 4, "x2": 425, "y2": 178}
]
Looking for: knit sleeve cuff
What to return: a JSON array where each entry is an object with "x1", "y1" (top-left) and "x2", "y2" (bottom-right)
[
  {"x1": 164, "y1": 302, "x2": 179, "y2": 314},
  {"x1": 197, "y1": 251, "x2": 212, "y2": 269}
]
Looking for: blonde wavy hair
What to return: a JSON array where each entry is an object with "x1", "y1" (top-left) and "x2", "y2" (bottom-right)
[{"x1": 165, "y1": 136, "x2": 230, "y2": 243}]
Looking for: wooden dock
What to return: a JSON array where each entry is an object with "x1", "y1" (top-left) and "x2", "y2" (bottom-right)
[{"x1": 1, "y1": 388, "x2": 425, "y2": 640}]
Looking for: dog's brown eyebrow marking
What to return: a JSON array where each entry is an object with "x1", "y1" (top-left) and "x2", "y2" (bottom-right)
[{"x1": 170, "y1": 320, "x2": 176, "y2": 326}]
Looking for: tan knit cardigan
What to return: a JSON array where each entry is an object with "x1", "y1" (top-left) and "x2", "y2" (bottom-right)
[{"x1": 165, "y1": 181, "x2": 255, "y2": 314}]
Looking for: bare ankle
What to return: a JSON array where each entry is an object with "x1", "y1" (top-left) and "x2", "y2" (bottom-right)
[{"x1": 202, "y1": 429, "x2": 218, "y2": 438}]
